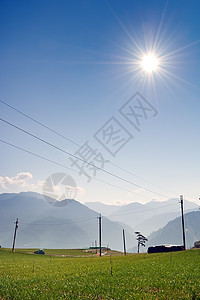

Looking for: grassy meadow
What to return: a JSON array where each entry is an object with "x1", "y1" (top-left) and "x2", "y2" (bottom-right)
[{"x1": 0, "y1": 248, "x2": 200, "y2": 299}]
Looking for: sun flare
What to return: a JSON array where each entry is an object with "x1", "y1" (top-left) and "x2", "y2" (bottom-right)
[{"x1": 141, "y1": 53, "x2": 159, "y2": 73}]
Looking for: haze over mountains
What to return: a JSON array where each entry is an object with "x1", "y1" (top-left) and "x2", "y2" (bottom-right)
[
  {"x1": 147, "y1": 210, "x2": 200, "y2": 249},
  {"x1": 0, "y1": 192, "x2": 199, "y2": 252},
  {"x1": 85, "y1": 200, "x2": 198, "y2": 236},
  {"x1": 0, "y1": 192, "x2": 135, "y2": 251}
]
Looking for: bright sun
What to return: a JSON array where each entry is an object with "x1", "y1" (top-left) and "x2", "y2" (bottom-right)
[{"x1": 141, "y1": 53, "x2": 159, "y2": 73}]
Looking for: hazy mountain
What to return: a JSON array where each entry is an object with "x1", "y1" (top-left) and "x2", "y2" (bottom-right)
[
  {"x1": 147, "y1": 210, "x2": 200, "y2": 249},
  {"x1": 85, "y1": 199, "x2": 198, "y2": 236},
  {"x1": 84, "y1": 202, "x2": 120, "y2": 216},
  {"x1": 136, "y1": 211, "x2": 180, "y2": 236},
  {"x1": 127, "y1": 210, "x2": 200, "y2": 253},
  {"x1": 0, "y1": 192, "x2": 135, "y2": 251}
]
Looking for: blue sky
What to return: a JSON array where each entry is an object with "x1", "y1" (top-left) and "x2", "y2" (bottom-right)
[{"x1": 0, "y1": 0, "x2": 200, "y2": 205}]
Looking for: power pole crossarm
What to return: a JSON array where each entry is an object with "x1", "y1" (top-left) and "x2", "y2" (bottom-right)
[{"x1": 12, "y1": 218, "x2": 19, "y2": 252}]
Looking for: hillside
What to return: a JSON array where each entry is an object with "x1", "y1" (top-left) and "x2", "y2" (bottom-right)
[
  {"x1": 0, "y1": 248, "x2": 200, "y2": 299},
  {"x1": 0, "y1": 192, "x2": 135, "y2": 251},
  {"x1": 147, "y1": 210, "x2": 200, "y2": 249},
  {"x1": 85, "y1": 199, "x2": 198, "y2": 235}
]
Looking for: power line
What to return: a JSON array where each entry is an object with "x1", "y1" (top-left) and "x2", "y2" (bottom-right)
[
  {"x1": 0, "y1": 138, "x2": 159, "y2": 200},
  {"x1": 20, "y1": 216, "x2": 97, "y2": 226},
  {"x1": 106, "y1": 201, "x2": 179, "y2": 218},
  {"x1": 0, "y1": 99, "x2": 77, "y2": 146},
  {"x1": 19, "y1": 202, "x2": 180, "y2": 226},
  {"x1": 0, "y1": 117, "x2": 171, "y2": 199},
  {"x1": 0, "y1": 98, "x2": 175, "y2": 195},
  {"x1": 0, "y1": 139, "x2": 80, "y2": 173}
]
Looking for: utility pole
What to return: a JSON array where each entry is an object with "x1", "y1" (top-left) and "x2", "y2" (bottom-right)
[
  {"x1": 95, "y1": 240, "x2": 97, "y2": 254},
  {"x1": 12, "y1": 218, "x2": 18, "y2": 252},
  {"x1": 180, "y1": 195, "x2": 186, "y2": 250},
  {"x1": 98, "y1": 214, "x2": 102, "y2": 256},
  {"x1": 123, "y1": 229, "x2": 126, "y2": 255}
]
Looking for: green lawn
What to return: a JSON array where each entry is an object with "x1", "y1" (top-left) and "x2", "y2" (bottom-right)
[
  {"x1": 0, "y1": 248, "x2": 200, "y2": 299},
  {"x1": 15, "y1": 248, "x2": 97, "y2": 256}
]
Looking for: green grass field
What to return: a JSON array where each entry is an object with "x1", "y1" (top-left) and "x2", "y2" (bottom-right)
[{"x1": 0, "y1": 248, "x2": 200, "y2": 299}]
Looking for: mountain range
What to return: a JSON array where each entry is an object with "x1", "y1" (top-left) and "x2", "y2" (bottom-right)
[
  {"x1": 0, "y1": 192, "x2": 199, "y2": 252},
  {"x1": 0, "y1": 192, "x2": 135, "y2": 251},
  {"x1": 147, "y1": 210, "x2": 200, "y2": 249},
  {"x1": 85, "y1": 199, "x2": 198, "y2": 236}
]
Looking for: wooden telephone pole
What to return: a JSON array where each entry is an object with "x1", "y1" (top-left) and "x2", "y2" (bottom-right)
[
  {"x1": 12, "y1": 218, "x2": 18, "y2": 252},
  {"x1": 180, "y1": 195, "x2": 186, "y2": 250},
  {"x1": 98, "y1": 214, "x2": 102, "y2": 256},
  {"x1": 123, "y1": 229, "x2": 126, "y2": 255}
]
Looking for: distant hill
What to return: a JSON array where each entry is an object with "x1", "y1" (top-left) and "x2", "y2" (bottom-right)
[
  {"x1": 0, "y1": 192, "x2": 135, "y2": 251},
  {"x1": 147, "y1": 210, "x2": 200, "y2": 250},
  {"x1": 84, "y1": 202, "x2": 120, "y2": 216},
  {"x1": 85, "y1": 199, "x2": 198, "y2": 235}
]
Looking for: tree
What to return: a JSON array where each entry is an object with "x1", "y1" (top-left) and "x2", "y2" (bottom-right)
[
  {"x1": 194, "y1": 240, "x2": 200, "y2": 248},
  {"x1": 135, "y1": 231, "x2": 148, "y2": 253}
]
